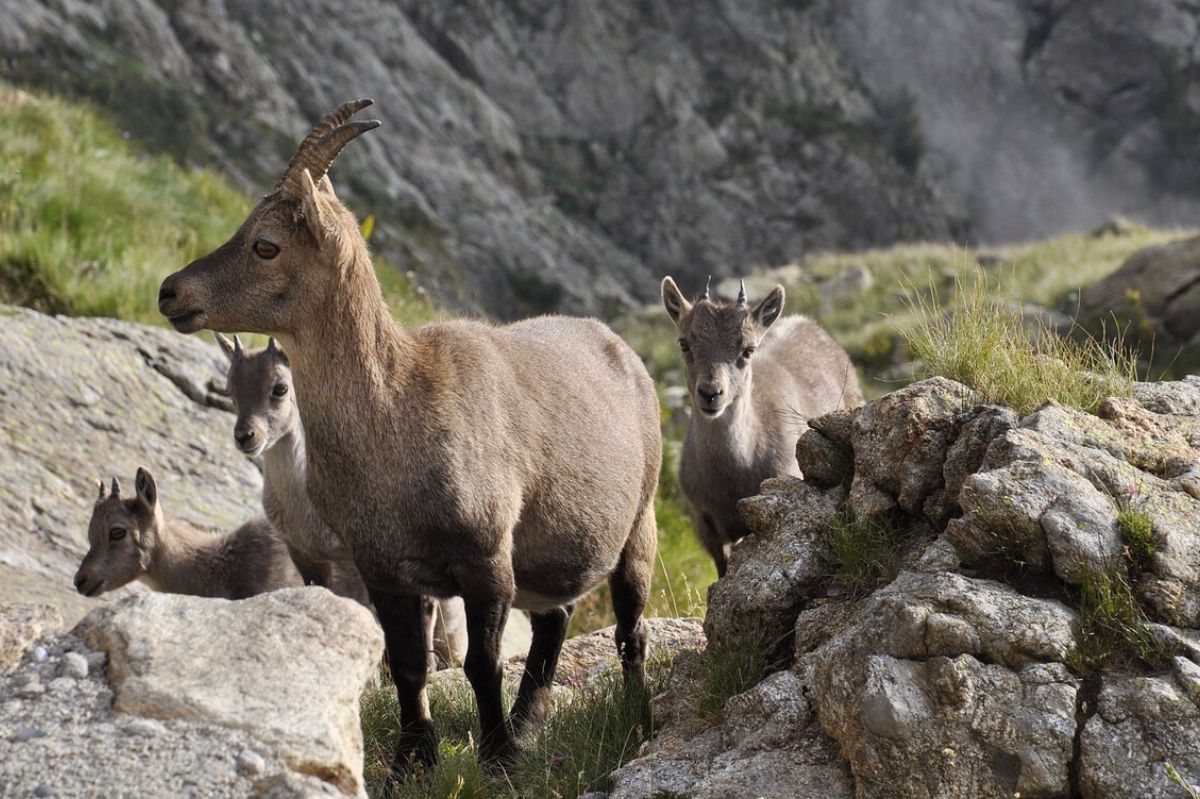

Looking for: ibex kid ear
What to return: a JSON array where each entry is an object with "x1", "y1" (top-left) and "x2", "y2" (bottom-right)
[
  {"x1": 300, "y1": 169, "x2": 328, "y2": 245},
  {"x1": 752, "y1": 285, "x2": 785, "y2": 331},
  {"x1": 661, "y1": 276, "x2": 692, "y2": 326},
  {"x1": 134, "y1": 468, "x2": 158, "y2": 515},
  {"x1": 214, "y1": 332, "x2": 237, "y2": 362}
]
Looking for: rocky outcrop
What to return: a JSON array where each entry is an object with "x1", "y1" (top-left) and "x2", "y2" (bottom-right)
[
  {"x1": 607, "y1": 377, "x2": 1200, "y2": 798},
  {"x1": 0, "y1": 588, "x2": 383, "y2": 797},
  {"x1": 0, "y1": 601, "x2": 62, "y2": 675},
  {"x1": 0, "y1": 306, "x2": 262, "y2": 623}
]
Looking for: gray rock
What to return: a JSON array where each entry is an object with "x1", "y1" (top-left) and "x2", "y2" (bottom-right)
[
  {"x1": 61, "y1": 652, "x2": 88, "y2": 680},
  {"x1": 849, "y1": 378, "x2": 974, "y2": 519},
  {"x1": 0, "y1": 602, "x2": 61, "y2": 675},
  {"x1": 0, "y1": 307, "x2": 263, "y2": 624},
  {"x1": 237, "y1": 748, "x2": 267, "y2": 778},
  {"x1": 1083, "y1": 235, "x2": 1200, "y2": 349},
  {"x1": 77, "y1": 588, "x2": 382, "y2": 797},
  {"x1": 705, "y1": 478, "x2": 844, "y2": 653},
  {"x1": 1079, "y1": 660, "x2": 1200, "y2": 798}
]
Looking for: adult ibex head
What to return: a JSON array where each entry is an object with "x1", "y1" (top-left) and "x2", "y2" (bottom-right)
[
  {"x1": 661, "y1": 276, "x2": 785, "y2": 419},
  {"x1": 74, "y1": 469, "x2": 161, "y2": 596},
  {"x1": 158, "y1": 100, "x2": 380, "y2": 336},
  {"x1": 215, "y1": 333, "x2": 296, "y2": 458}
]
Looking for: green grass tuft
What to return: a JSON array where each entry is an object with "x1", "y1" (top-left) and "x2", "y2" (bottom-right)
[
  {"x1": 1066, "y1": 567, "x2": 1169, "y2": 676},
  {"x1": 904, "y1": 271, "x2": 1137, "y2": 416},
  {"x1": 1117, "y1": 507, "x2": 1157, "y2": 563},
  {"x1": 695, "y1": 632, "x2": 767, "y2": 721},
  {"x1": 821, "y1": 510, "x2": 909, "y2": 598},
  {"x1": 363, "y1": 660, "x2": 668, "y2": 799}
]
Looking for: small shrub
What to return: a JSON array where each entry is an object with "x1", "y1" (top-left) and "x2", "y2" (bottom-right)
[
  {"x1": 905, "y1": 272, "x2": 1137, "y2": 416},
  {"x1": 822, "y1": 510, "x2": 908, "y2": 598},
  {"x1": 695, "y1": 632, "x2": 768, "y2": 721},
  {"x1": 1066, "y1": 567, "x2": 1168, "y2": 675}
]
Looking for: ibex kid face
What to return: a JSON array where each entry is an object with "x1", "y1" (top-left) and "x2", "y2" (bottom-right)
[
  {"x1": 158, "y1": 99, "x2": 380, "y2": 338},
  {"x1": 216, "y1": 334, "x2": 298, "y2": 458},
  {"x1": 74, "y1": 470, "x2": 160, "y2": 597},
  {"x1": 661, "y1": 277, "x2": 785, "y2": 419}
]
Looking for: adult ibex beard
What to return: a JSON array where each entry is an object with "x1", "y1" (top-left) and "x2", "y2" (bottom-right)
[{"x1": 158, "y1": 100, "x2": 661, "y2": 773}]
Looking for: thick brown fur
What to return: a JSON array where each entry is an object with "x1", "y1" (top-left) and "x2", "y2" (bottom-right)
[
  {"x1": 662, "y1": 277, "x2": 863, "y2": 576},
  {"x1": 74, "y1": 469, "x2": 302, "y2": 599},
  {"x1": 158, "y1": 101, "x2": 660, "y2": 771}
]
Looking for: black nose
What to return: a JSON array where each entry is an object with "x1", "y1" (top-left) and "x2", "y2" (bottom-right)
[
  {"x1": 698, "y1": 387, "x2": 723, "y2": 404},
  {"x1": 74, "y1": 574, "x2": 86, "y2": 591},
  {"x1": 235, "y1": 429, "x2": 256, "y2": 448},
  {"x1": 158, "y1": 279, "x2": 177, "y2": 310}
]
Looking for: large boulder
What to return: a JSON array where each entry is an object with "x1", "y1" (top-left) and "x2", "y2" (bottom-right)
[
  {"x1": 1082, "y1": 235, "x2": 1200, "y2": 350},
  {"x1": 75, "y1": 588, "x2": 382, "y2": 796},
  {"x1": 0, "y1": 588, "x2": 382, "y2": 797},
  {"x1": 0, "y1": 306, "x2": 262, "y2": 623}
]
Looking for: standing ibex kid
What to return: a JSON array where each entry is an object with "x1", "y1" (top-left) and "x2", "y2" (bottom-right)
[
  {"x1": 158, "y1": 100, "x2": 661, "y2": 772},
  {"x1": 662, "y1": 277, "x2": 863, "y2": 576}
]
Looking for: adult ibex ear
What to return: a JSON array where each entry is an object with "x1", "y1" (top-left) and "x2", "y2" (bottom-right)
[
  {"x1": 661, "y1": 276, "x2": 692, "y2": 327},
  {"x1": 300, "y1": 169, "x2": 329, "y2": 245},
  {"x1": 214, "y1": 333, "x2": 237, "y2": 362},
  {"x1": 752, "y1": 285, "x2": 786, "y2": 331},
  {"x1": 134, "y1": 468, "x2": 158, "y2": 515}
]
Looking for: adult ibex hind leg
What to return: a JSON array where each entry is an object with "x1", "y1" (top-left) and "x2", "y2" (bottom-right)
[
  {"x1": 609, "y1": 497, "x2": 656, "y2": 681},
  {"x1": 509, "y1": 602, "x2": 574, "y2": 738}
]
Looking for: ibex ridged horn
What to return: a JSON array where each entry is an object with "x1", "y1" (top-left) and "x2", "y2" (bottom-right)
[
  {"x1": 736, "y1": 279, "x2": 747, "y2": 307},
  {"x1": 277, "y1": 100, "x2": 380, "y2": 197},
  {"x1": 700, "y1": 275, "x2": 711, "y2": 301},
  {"x1": 233, "y1": 335, "x2": 244, "y2": 358},
  {"x1": 97, "y1": 478, "x2": 106, "y2": 500},
  {"x1": 111, "y1": 477, "x2": 121, "y2": 497}
]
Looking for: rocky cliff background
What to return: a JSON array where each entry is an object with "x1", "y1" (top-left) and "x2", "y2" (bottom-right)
[{"x1": 4, "y1": 0, "x2": 1200, "y2": 318}]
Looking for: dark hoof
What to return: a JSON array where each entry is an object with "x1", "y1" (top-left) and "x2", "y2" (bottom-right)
[
  {"x1": 480, "y1": 733, "x2": 521, "y2": 774},
  {"x1": 389, "y1": 720, "x2": 439, "y2": 778}
]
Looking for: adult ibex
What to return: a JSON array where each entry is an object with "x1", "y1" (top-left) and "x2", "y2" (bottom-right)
[
  {"x1": 662, "y1": 277, "x2": 863, "y2": 576},
  {"x1": 74, "y1": 469, "x2": 302, "y2": 599},
  {"x1": 159, "y1": 100, "x2": 661, "y2": 771},
  {"x1": 216, "y1": 332, "x2": 467, "y2": 667}
]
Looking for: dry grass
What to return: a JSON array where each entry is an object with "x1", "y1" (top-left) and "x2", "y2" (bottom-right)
[{"x1": 903, "y1": 271, "x2": 1137, "y2": 416}]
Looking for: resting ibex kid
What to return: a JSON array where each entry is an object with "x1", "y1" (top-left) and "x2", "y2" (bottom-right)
[
  {"x1": 74, "y1": 469, "x2": 302, "y2": 599},
  {"x1": 216, "y1": 332, "x2": 467, "y2": 667},
  {"x1": 158, "y1": 100, "x2": 661, "y2": 772},
  {"x1": 662, "y1": 277, "x2": 863, "y2": 576}
]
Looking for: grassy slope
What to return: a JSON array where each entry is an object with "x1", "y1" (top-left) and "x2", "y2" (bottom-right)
[{"x1": 0, "y1": 85, "x2": 433, "y2": 327}]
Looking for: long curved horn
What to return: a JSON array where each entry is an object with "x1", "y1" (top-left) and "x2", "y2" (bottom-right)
[
  {"x1": 700, "y1": 275, "x2": 711, "y2": 301},
  {"x1": 737, "y1": 279, "x2": 748, "y2": 307},
  {"x1": 276, "y1": 99, "x2": 374, "y2": 194},
  {"x1": 289, "y1": 120, "x2": 381, "y2": 191}
]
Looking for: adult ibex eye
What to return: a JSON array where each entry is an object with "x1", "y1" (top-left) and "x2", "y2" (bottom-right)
[
  {"x1": 272, "y1": 383, "x2": 289, "y2": 399},
  {"x1": 253, "y1": 240, "x2": 281, "y2": 260},
  {"x1": 109, "y1": 527, "x2": 127, "y2": 541}
]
